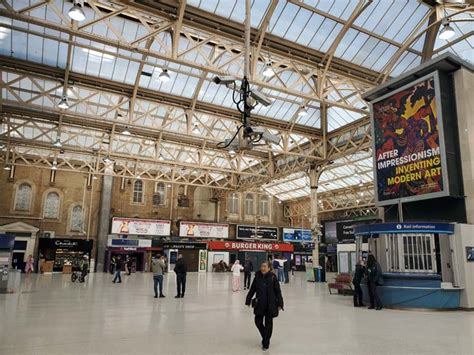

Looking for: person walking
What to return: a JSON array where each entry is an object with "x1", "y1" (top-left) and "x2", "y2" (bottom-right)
[
  {"x1": 352, "y1": 258, "x2": 366, "y2": 307},
  {"x1": 290, "y1": 258, "x2": 296, "y2": 276},
  {"x1": 276, "y1": 257, "x2": 285, "y2": 283},
  {"x1": 367, "y1": 254, "x2": 383, "y2": 310},
  {"x1": 125, "y1": 256, "x2": 132, "y2": 275},
  {"x1": 151, "y1": 255, "x2": 166, "y2": 298},
  {"x1": 243, "y1": 257, "x2": 254, "y2": 290},
  {"x1": 24, "y1": 255, "x2": 34, "y2": 275},
  {"x1": 271, "y1": 257, "x2": 279, "y2": 278},
  {"x1": 113, "y1": 256, "x2": 123, "y2": 283},
  {"x1": 231, "y1": 260, "x2": 244, "y2": 292},
  {"x1": 174, "y1": 254, "x2": 187, "y2": 298},
  {"x1": 245, "y1": 261, "x2": 284, "y2": 351},
  {"x1": 283, "y1": 258, "x2": 290, "y2": 284}
]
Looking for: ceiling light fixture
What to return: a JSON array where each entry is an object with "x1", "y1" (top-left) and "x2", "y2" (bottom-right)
[
  {"x1": 57, "y1": 95, "x2": 70, "y2": 110},
  {"x1": 297, "y1": 106, "x2": 308, "y2": 116},
  {"x1": 51, "y1": 161, "x2": 57, "y2": 170},
  {"x1": 53, "y1": 138, "x2": 62, "y2": 148},
  {"x1": 263, "y1": 62, "x2": 274, "y2": 77},
  {"x1": 68, "y1": 0, "x2": 86, "y2": 22},
  {"x1": 92, "y1": 175, "x2": 98, "y2": 180},
  {"x1": 228, "y1": 149, "x2": 236, "y2": 155},
  {"x1": 167, "y1": 184, "x2": 172, "y2": 188},
  {"x1": 192, "y1": 124, "x2": 200, "y2": 134},
  {"x1": 159, "y1": 69, "x2": 170, "y2": 82},
  {"x1": 439, "y1": 20, "x2": 455, "y2": 40},
  {"x1": 4, "y1": 165, "x2": 11, "y2": 171},
  {"x1": 103, "y1": 155, "x2": 114, "y2": 164},
  {"x1": 122, "y1": 127, "x2": 131, "y2": 136}
]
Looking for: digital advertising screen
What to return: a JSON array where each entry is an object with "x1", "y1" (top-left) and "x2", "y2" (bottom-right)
[
  {"x1": 282, "y1": 228, "x2": 312, "y2": 243},
  {"x1": 371, "y1": 73, "x2": 449, "y2": 206}
]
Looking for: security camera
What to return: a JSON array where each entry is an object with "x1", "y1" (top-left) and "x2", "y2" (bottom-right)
[
  {"x1": 250, "y1": 90, "x2": 272, "y2": 107},
  {"x1": 261, "y1": 131, "x2": 281, "y2": 145},
  {"x1": 213, "y1": 76, "x2": 237, "y2": 85}
]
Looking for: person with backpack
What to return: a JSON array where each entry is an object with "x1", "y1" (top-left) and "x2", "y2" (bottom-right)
[{"x1": 174, "y1": 254, "x2": 188, "y2": 298}]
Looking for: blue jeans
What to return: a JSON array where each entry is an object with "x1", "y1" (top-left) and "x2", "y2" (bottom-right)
[
  {"x1": 153, "y1": 275, "x2": 164, "y2": 296},
  {"x1": 278, "y1": 269, "x2": 284, "y2": 282},
  {"x1": 113, "y1": 270, "x2": 121, "y2": 283}
]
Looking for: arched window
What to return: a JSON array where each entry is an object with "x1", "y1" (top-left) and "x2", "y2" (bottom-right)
[
  {"x1": 259, "y1": 195, "x2": 269, "y2": 216},
  {"x1": 71, "y1": 205, "x2": 84, "y2": 232},
  {"x1": 154, "y1": 182, "x2": 166, "y2": 206},
  {"x1": 44, "y1": 192, "x2": 60, "y2": 219},
  {"x1": 245, "y1": 194, "x2": 254, "y2": 215},
  {"x1": 133, "y1": 180, "x2": 144, "y2": 204},
  {"x1": 228, "y1": 193, "x2": 239, "y2": 214},
  {"x1": 15, "y1": 183, "x2": 32, "y2": 211}
]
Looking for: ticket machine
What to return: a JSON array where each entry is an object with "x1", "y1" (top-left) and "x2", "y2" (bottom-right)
[{"x1": 0, "y1": 234, "x2": 15, "y2": 293}]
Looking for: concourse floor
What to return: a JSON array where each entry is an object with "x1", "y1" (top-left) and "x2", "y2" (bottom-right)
[{"x1": 1, "y1": 272, "x2": 473, "y2": 355}]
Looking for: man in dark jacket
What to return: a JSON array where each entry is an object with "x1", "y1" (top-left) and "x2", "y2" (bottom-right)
[
  {"x1": 367, "y1": 254, "x2": 383, "y2": 310},
  {"x1": 283, "y1": 259, "x2": 290, "y2": 283},
  {"x1": 174, "y1": 254, "x2": 187, "y2": 298},
  {"x1": 113, "y1": 256, "x2": 123, "y2": 283},
  {"x1": 243, "y1": 257, "x2": 254, "y2": 290},
  {"x1": 352, "y1": 258, "x2": 366, "y2": 307},
  {"x1": 245, "y1": 261, "x2": 284, "y2": 351}
]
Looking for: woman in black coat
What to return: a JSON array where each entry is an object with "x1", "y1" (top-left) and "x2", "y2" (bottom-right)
[{"x1": 245, "y1": 261, "x2": 284, "y2": 351}]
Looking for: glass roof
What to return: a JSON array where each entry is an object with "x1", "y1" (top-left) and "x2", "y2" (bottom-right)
[{"x1": 1, "y1": 0, "x2": 472, "y2": 206}]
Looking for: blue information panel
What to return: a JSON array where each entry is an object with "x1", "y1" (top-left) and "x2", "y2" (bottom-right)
[
  {"x1": 354, "y1": 222, "x2": 454, "y2": 236},
  {"x1": 282, "y1": 228, "x2": 312, "y2": 243}
]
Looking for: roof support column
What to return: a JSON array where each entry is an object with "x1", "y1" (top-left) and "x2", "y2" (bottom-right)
[
  {"x1": 96, "y1": 164, "x2": 114, "y2": 272},
  {"x1": 309, "y1": 165, "x2": 322, "y2": 268}
]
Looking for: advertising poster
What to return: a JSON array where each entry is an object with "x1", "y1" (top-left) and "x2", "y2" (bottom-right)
[
  {"x1": 237, "y1": 225, "x2": 278, "y2": 240},
  {"x1": 199, "y1": 250, "x2": 208, "y2": 272},
  {"x1": 336, "y1": 221, "x2": 356, "y2": 244},
  {"x1": 111, "y1": 218, "x2": 171, "y2": 236},
  {"x1": 179, "y1": 222, "x2": 229, "y2": 239},
  {"x1": 282, "y1": 228, "x2": 312, "y2": 243},
  {"x1": 372, "y1": 74, "x2": 448, "y2": 205}
]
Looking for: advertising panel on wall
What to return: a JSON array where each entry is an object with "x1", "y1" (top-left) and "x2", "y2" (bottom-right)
[
  {"x1": 371, "y1": 72, "x2": 450, "y2": 206},
  {"x1": 179, "y1": 222, "x2": 229, "y2": 239},
  {"x1": 111, "y1": 218, "x2": 171, "y2": 236},
  {"x1": 336, "y1": 221, "x2": 356, "y2": 244},
  {"x1": 282, "y1": 228, "x2": 312, "y2": 243},
  {"x1": 237, "y1": 225, "x2": 278, "y2": 240}
]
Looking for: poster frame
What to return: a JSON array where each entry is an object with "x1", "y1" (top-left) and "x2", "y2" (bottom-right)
[{"x1": 370, "y1": 71, "x2": 450, "y2": 206}]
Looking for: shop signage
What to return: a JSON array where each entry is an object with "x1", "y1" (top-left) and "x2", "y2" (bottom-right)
[
  {"x1": 179, "y1": 221, "x2": 229, "y2": 239},
  {"x1": 282, "y1": 228, "x2": 312, "y2": 243},
  {"x1": 237, "y1": 225, "x2": 279, "y2": 240},
  {"x1": 354, "y1": 222, "x2": 455, "y2": 236},
  {"x1": 38, "y1": 238, "x2": 93, "y2": 250},
  {"x1": 371, "y1": 73, "x2": 449, "y2": 206},
  {"x1": 108, "y1": 238, "x2": 151, "y2": 248},
  {"x1": 111, "y1": 217, "x2": 171, "y2": 236},
  {"x1": 207, "y1": 241, "x2": 293, "y2": 252},
  {"x1": 163, "y1": 242, "x2": 207, "y2": 250}
]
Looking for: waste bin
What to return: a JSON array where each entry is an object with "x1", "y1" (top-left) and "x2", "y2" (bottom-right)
[{"x1": 314, "y1": 267, "x2": 326, "y2": 282}]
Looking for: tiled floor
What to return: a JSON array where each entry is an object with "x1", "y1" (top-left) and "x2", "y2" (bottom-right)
[{"x1": 0, "y1": 272, "x2": 473, "y2": 355}]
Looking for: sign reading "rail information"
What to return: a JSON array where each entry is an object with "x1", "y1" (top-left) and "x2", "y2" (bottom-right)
[{"x1": 207, "y1": 241, "x2": 293, "y2": 252}]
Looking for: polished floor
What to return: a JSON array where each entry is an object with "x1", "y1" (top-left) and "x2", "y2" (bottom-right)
[{"x1": 1, "y1": 272, "x2": 473, "y2": 355}]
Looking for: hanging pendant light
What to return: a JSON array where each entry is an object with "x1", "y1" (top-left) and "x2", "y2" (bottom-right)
[
  {"x1": 159, "y1": 69, "x2": 171, "y2": 82},
  {"x1": 58, "y1": 95, "x2": 70, "y2": 110},
  {"x1": 192, "y1": 124, "x2": 200, "y2": 134},
  {"x1": 297, "y1": 106, "x2": 308, "y2": 116},
  {"x1": 122, "y1": 127, "x2": 131, "y2": 136},
  {"x1": 263, "y1": 62, "x2": 274, "y2": 77},
  {"x1": 68, "y1": 0, "x2": 86, "y2": 22},
  {"x1": 439, "y1": 21, "x2": 455, "y2": 40},
  {"x1": 53, "y1": 138, "x2": 62, "y2": 148}
]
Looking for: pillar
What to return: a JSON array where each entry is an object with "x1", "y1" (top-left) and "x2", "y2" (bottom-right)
[
  {"x1": 96, "y1": 173, "x2": 113, "y2": 272},
  {"x1": 309, "y1": 167, "x2": 320, "y2": 266}
]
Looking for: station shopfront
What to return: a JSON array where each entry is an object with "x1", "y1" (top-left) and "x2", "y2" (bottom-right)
[
  {"x1": 38, "y1": 238, "x2": 93, "y2": 273},
  {"x1": 162, "y1": 242, "x2": 208, "y2": 272},
  {"x1": 207, "y1": 241, "x2": 294, "y2": 272},
  {"x1": 106, "y1": 238, "x2": 162, "y2": 272}
]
